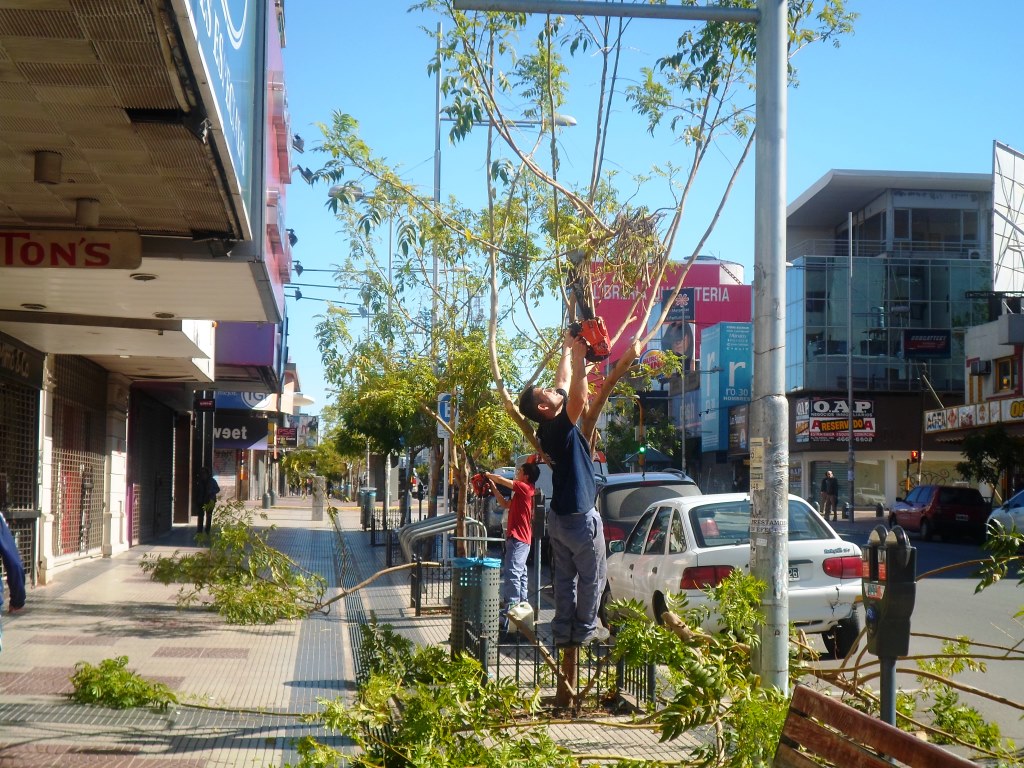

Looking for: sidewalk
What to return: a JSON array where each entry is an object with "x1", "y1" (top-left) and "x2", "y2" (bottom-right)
[{"x1": 0, "y1": 497, "x2": 695, "y2": 766}]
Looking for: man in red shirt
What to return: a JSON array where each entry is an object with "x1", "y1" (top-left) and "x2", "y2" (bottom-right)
[{"x1": 487, "y1": 462, "x2": 540, "y2": 642}]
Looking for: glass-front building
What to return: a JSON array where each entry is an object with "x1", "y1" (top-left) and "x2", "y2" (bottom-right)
[
  {"x1": 782, "y1": 171, "x2": 995, "y2": 507},
  {"x1": 786, "y1": 250, "x2": 991, "y2": 395}
]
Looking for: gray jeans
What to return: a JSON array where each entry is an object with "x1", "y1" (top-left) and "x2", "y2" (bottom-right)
[
  {"x1": 500, "y1": 537, "x2": 530, "y2": 632},
  {"x1": 546, "y1": 508, "x2": 607, "y2": 646}
]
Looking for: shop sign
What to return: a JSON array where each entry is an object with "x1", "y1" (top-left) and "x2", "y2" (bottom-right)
[
  {"x1": 0, "y1": 230, "x2": 142, "y2": 269},
  {"x1": 794, "y1": 397, "x2": 875, "y2": 442},
  {"x1": 277, "y1": 426, "x2": 297, "y2": 447},
  {"x1": 213, "y1": 410, "x2": 268, "y2": 450},
  {"x1": 901, "y1": 329, "x2": 951, "y2": 359}
]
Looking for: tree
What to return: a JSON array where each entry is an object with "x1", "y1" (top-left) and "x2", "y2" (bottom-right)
[
  {"x1": 309, "y1": 1, "x2": 854, "y2": 458},
  {"x1": 956, "y1": 425, "x2": 1024, "y2": 504}
]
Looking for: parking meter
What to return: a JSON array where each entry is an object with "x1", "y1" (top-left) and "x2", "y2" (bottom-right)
[
  {"x1": 862, "y1": 524, "x2": 916, "y2": 724},
  {"x1": 862, "y1": 525, "x2": 917, "y2": 656}
]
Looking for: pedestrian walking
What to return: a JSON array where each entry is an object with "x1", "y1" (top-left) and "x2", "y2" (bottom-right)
[
  {"x1": 0, "y1": 511, "x2": 26, "y2": 652},
  {"x1": 820, "y1": 470, "x2": 839, "y2": 520},
  {"x1": 195, "y1": 466, "x2": 220, "y2": 535}
]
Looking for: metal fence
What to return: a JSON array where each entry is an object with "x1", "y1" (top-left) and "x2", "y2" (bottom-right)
[
  {"x1": 370, "y1": 506, "x2": 404, "y2": 547},
  {"x1": 460, "y1": 621, "x2": 659, "y2": 711},
  {"x1": 410, "y1": 557, "x2": 452, "y2": 615}
]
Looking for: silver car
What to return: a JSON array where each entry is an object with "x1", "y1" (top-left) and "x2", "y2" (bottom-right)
[
  {"x1": 604, "y1": 492, "x2": 863, "y2": 658},
  {"x1": 987, "y1": 489, "x2": 1024, "y2": 536}
]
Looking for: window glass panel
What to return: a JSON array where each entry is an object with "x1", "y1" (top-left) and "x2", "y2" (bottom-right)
[
  {"x1": 669, "y1": 510, "x2": 686, "y2": 554},
  {"x1": 963, "y1": 210, "x2": 978, "y2": 243},
  {"x1": 644, "y1": 506, "x2": 673, "y2": 554},
  {"x1": 626, "y1": 509, "x2": 654, "y2": 555},
  {"x1": 894, "y1": 209, "x2": 910, "y2": 240}
]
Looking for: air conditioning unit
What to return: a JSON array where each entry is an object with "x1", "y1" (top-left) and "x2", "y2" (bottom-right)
[
  {"x1": 969, "y1": 359, "x2": 991, "y2": 376},
  {"x1": 967, "y1": 248, "x2": 982, "y2": 259}
]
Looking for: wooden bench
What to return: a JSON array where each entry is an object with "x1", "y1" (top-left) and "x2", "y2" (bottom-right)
[{"x1": 774, "y1": 684, "x2": 977, "y2": 768}]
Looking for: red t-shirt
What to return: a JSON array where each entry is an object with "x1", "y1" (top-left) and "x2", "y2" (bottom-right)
[{"x1": 507, "y1": 479, "x2": 535, "y2": 545}]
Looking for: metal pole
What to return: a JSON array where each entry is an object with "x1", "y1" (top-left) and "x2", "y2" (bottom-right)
[
  {"x1": 432, "y1": 22, "x2": 446, "y2": 517},
  {"x1": 749, "y1": 0, "x2": 788, "y2": 691},
  {"x1": 848, "y1": 212, "x2": 855, "y2": 520}
]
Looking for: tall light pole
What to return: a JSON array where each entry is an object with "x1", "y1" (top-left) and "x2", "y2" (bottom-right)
[
  {"x1": 847, "y1": 212, "x2": 855, "y2": 520},
  {"x1": 432, "y1": 21, "x2": 445, "y2": 515}
]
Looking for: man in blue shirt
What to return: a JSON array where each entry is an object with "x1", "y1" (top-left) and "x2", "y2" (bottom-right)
[
  {"x1": 518, "y1": 332, "x2": 608, "y2": 648},
  {"x1": 0, "y1": 512, "x2": 26, "y2": 652}
]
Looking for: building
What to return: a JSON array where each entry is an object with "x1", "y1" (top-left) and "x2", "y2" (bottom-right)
[
  {"x1": 0, "y1": 1, "x2": 300, "y2": 582},
  {"x1": 783, "y1": 165, "x2": 1001, "y2": 508},
  {"x1": 594, "y1": 257, "x2": 753, "y2": 476}
]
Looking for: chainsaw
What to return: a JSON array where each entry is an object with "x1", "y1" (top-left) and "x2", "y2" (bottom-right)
[
  {"x1": 464, "y1": 450, "x2": 493, "y2": 499},
  {"x1": 566, "y1": 251, "x2": 611, "y2": 362}
]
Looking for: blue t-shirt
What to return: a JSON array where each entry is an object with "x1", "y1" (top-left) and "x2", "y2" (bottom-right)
[{"x1": 537, "y1": 407, "x2": 597, "y2": 516}]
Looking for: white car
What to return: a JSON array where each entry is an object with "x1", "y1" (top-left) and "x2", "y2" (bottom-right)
[
  {"x1": 604, "y1": 493, "x2": 863, "y2": 658},
  {"x1": 987, "y1": 489, "x2": 1024, "y2": 535}
]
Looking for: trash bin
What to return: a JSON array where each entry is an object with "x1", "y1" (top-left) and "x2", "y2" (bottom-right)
[
  {"x1": 362, "y1": 487, "x2": 377, "y2": 530},
  {"x1": 451, "y1": 556, "x2": 501, "y2": 666},
  {"x1": 357, "y1": 489, "x2": 367, "y2": 529}
]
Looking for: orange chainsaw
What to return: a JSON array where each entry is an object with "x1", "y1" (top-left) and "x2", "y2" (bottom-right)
[{"x1": 566, "y1": 253, "x2": 611, "y2": 362}]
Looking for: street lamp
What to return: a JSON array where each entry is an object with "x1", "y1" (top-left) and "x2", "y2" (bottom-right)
[{"x1": 846, "y1": 212, "x2": 854, "y2": 521}]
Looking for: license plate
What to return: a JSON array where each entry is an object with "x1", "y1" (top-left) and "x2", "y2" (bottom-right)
[
  {"x1": 788, "y1": 566, "x2": 800, "y2": 581},
  {"x1": 956, "y1": 514, "x2": 968, "y2": 522}
]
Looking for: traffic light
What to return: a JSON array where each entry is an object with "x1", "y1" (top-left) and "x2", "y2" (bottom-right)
[
  {"x1": 909, "y1": 450, "x2": 920, "y2": 463},
  {"x1": 638, "y1": 443, "x2": 647, "y2": 467}
]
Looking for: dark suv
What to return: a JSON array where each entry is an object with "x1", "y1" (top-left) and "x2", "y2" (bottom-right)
[
  {"x1": 889, "y1": 484, "x2": 990, "y2": 543},
  {"x1": 596, "y1": 471, "x2": 701, "y2": 548}
]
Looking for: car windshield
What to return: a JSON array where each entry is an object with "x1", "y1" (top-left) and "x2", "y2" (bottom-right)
[
  {"x1": 689, "y1": 499, "x2": 832, "y2": 548},
  {"x1": 1005, "y1": 490, "x2": 1024, "y2": 509},
  {"x1": 600, "y1": 482, "x2": 697, "y2": 521}
]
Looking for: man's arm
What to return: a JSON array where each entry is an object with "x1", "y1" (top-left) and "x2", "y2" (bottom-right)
[
  {"x1": 564, "y1": 335, "x2": 589, "y2": 424},
  {"x1": 553, "y1": 329, "x2": 573, "y2": 392}
]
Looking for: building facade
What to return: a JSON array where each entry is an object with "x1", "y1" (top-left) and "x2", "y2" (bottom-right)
[
  {"x1": 0, "y1": 1, "x2": 300, "y2": 582},
  {"x1": 783, "y1": 169, "x2": 996, "y2": 508}
]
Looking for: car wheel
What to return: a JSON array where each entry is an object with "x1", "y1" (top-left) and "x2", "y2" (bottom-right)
[
  {"x1": 919, "y1": 517, "x2": 933, "y2": 541},
  {"x1": 822, "y1": 609, "x2": 862, "y2": 660},
  {"x1": 888, "y1": 514, "x2": 898, "y2": 529}
]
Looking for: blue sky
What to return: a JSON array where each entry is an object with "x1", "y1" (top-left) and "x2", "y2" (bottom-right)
[{"x1": 281, "y1": 1, "x2": 1024, "y2": 415}]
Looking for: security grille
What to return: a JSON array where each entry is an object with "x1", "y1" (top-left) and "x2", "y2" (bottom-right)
[
  {"x1": 51, "y1": 357, "x2": 106, "y2": 557},
  {"x1": 0, "y1": 379, "x2": 39, "y2": 514}
]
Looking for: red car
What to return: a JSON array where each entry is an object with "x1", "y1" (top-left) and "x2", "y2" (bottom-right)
[{"x1": 889, "y1": 485, "x2": 990, "y2": 543}]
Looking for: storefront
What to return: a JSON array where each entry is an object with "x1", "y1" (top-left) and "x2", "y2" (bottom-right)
[{"x1": 0, "y1": 331, "x2": 44, "y2": 580}]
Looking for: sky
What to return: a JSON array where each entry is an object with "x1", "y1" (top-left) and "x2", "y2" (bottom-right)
[{"x1": 280, "y1": 1, "x2": 1024, "y2": 416}]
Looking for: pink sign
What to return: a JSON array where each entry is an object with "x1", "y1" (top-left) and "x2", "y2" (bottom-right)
[{"x1": 592, "y1": 260, "x2": 752, "y2": 364}]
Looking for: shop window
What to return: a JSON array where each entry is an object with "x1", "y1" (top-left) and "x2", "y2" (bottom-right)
[{"x1": 996, "y1": 356, "x2": 1017, "y2": 393}]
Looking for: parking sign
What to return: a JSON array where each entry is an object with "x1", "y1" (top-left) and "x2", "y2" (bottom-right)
[{"x1": 437, "y1": 393, "x2": 452, "y2": 438}]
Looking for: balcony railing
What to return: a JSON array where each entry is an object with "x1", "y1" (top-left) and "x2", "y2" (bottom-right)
[{"x1": 788, "y1": 239, "x2": 987, "y2": 262}]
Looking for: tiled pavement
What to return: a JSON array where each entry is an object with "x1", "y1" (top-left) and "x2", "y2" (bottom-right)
[{"x1": 0, "y1": 498, "x2": 704, "y2": 766}]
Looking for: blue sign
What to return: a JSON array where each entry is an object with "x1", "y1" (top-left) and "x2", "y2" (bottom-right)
[
  {"x1": 700, "y1": 323, "x2": 753, "y2": 452},
  {"x1": 438, "y1": 393, "x2": 453, "y2": 438},
  {"x1": 186, "y1": 0, "x2": 261, "y2": 231},
  {"x1": 215, "y1": 391, "x2": 268, "y2": 410}
]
